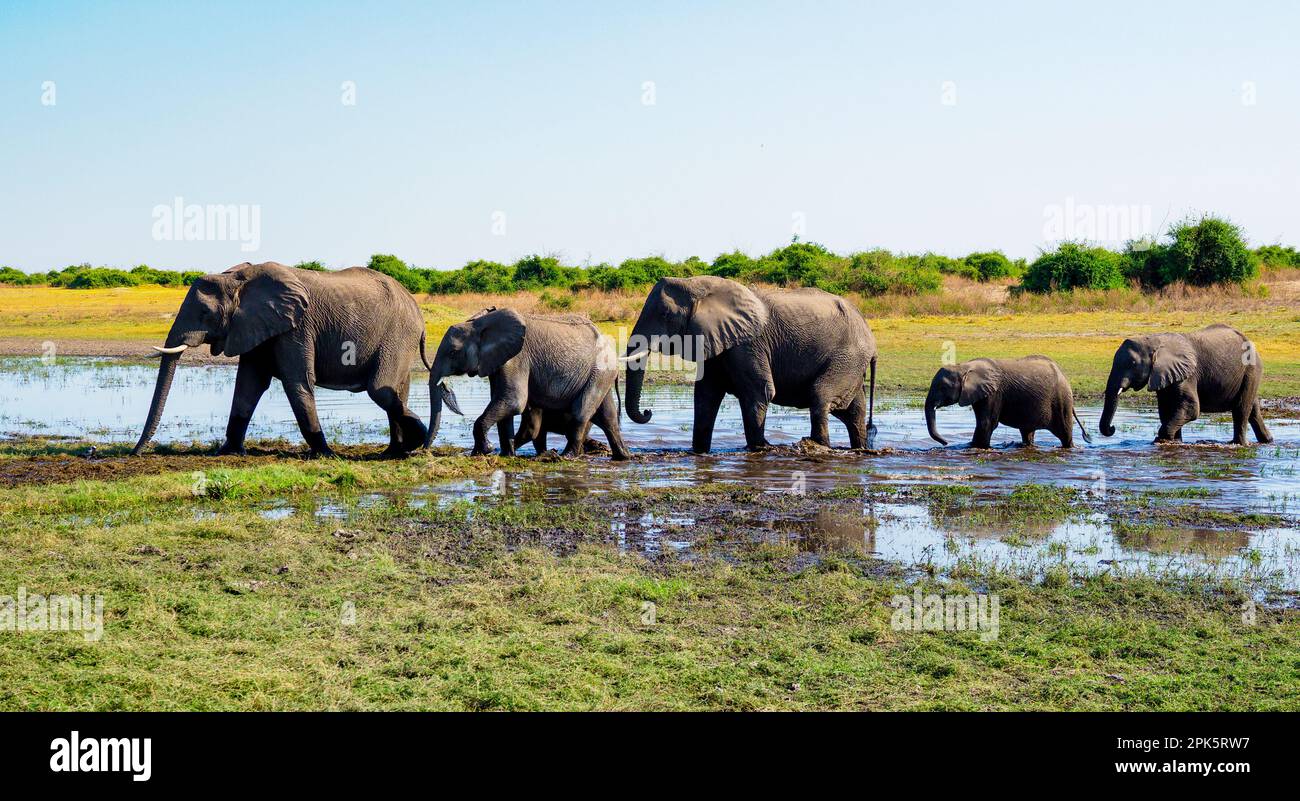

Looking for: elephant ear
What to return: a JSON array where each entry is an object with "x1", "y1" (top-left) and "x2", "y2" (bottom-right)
[
  {"x1": 223, "y1": 263, "x2": 309, "y2": 357},
  {"x1": 685, "y1": 277, "x2": 769, "y2": 360},
  {"x1": 474, "y1": 308, "x2": 526, "y2": 375},
  {"x1": 958, "y1": 360, "x2": 1002, "y2": 406},
  {"x1": 1149, "y1": 336, "x2": 1197, "y2": 392}
]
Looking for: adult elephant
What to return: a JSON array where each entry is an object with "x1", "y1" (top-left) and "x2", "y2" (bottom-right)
[
  {"x1": 133, "y1": 261, "x2": 429, "y2": 458},
  {"x1": 1097, "y1": 323, "x2": 1272, "y2": 445},
  {"x1": 623, "y1": 276, "x2": 877, "y2": 452}
]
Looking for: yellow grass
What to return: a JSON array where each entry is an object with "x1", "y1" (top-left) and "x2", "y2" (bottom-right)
[{"x1": 3, "y1": 279, "x2": 1299, "y2": 395}]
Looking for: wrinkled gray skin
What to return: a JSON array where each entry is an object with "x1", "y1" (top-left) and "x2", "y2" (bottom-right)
[
  {"x1": 1098, "y1": 324, "x2": 1272, "y2": 445},
  {"x1": 624, "y1": 276, "x2": 877, "y2": 453},
  {"x1": 926, "y1": 356, "x2": 1091, "y2": 448},
  {"x1": 513, "y1": 406, "x2": 609, "y2": 455},
  {"x1": 133, "y1": 261, "x2": 428, "y2": 459},
  {"x1": 427, "y1": 308, "x2": 630, "y2": 460}
]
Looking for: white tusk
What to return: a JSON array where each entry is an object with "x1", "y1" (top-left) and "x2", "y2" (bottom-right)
[
  {"x1": 152, "y1": 344, "x2": 189, "y2": 355},
  {"x1": 618, "y1": 349, "x2": 650, "y2": 362}
]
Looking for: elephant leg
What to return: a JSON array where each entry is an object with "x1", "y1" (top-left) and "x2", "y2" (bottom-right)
[
  {"x1": 562, "y1": 418, "x2": 592, "y2": 457},
  {"x1": 283, "y1": 378, "x2": 334, "y2": 458},
  {"x1": 368, "y1": 383, "x2": 424, "y2": 458},
  {"x1": 1051, "y1": 422, "x2": 1072, "y2": 448},
  {"x1": 593, "y1": 392, "x2": 631, "y2": 461},
  {"x1": 513, "y1": 407, "x2": 543, "y2": 452},
  {"x1": 474, "y1": 397, "x2": 522, "y2": 455},
  {"x1": 1231, "y1": 403, "x2": 1250, "y2": 446},
  {"x1": 1019, "y1": 429, "x2": 1036, "y2": 447},
  {"x1": 496, "y1": 417, "x2": 517, "y2": 457},
  {"x1": 741, "y1": 400, "x2": 771, "y2": 450},
  {"x1": 220, "y1": 359, "x2": 273, "y2": 455},
  {"x1": 1155, "y1": 388, "x2": 1197, "y2": 443},
  {"x1": 830, "y1": 389, "x2": 868, "y2": 449},
  {"x1": 691, "y1": 381, "x2": 726, "y2": 454},
  {"x1": 1250, "y1": 400, "x2": 1274, "y2": 444},
  {"x1": 970, "y1": 407, "x2": 996, "y2": 449},
  {"x1": 808, "y1": 403, "x2": 832, "y2": 447}
]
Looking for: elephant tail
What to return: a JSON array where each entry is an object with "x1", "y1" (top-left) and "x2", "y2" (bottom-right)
[
  {"x1": 419, "y1": 331, "x2": 432, "y2": 371},
  {"x1": 866, "y1": 357, "x2": 877, "y2": 430},
  {"x1": 1073, "y1": 407, "x2": 1093, "y2": 444}
]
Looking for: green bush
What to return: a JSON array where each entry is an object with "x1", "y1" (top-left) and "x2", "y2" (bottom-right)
[
  {"x1": 0, "y1": 267, "x2": 40, "y2": 285},
  {"x1": 1019, "y1": 242, "x2": 1129, "y2": 293},
  {"x1": 365, "y1": 254, "x2": 427, "y2": 294},
  {"x1": 963, "y1": 251, "x2": 1021, "y2": 281},
  {"x1": 1255, "y1": 245, "x2": 1300, "y2": 269},
  {"x1": 294, "y1": 260, "x2": 327, "y2": 272},
  {"x1": 1126, "y1": 216, "x2": 1258, "y2": 288}
]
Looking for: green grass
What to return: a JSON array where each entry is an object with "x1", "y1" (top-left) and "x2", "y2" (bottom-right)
[{"x1": 0, "y1": 452, "x2": 1296, "y2": 710}]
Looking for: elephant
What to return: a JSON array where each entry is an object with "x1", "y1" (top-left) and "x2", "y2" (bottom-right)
[
  {"x1": 1098, "y1": 324, "x2": 1272, "y2": 445},
  {"x1": 426, "y1": 308, "x2": 631, "y2": 460},
  {"x1": 623, "y1": 276, "x2": 877, "y2": 452},
  {"x1": 512, "y1": 406, "x2": 609, "y2": 455},
  {"x1": 132, "y1": 261, "x2": 429, "y2": 458},
  {"x1": 925, "y1": 356, "x2": 1091, "y2": 448}
]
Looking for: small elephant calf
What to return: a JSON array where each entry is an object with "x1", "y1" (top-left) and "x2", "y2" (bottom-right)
[
  {"x1": 926, "y1": 356, "x2": 1091, "y2": 448},
  {"x1": 513, "y1": 406, "x2": 610, "y2": 455},
  {"x1": 426, "y1": 308, "x2": 631, "y2": 460}
]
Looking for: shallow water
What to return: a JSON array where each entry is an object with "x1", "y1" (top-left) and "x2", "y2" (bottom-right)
[{"x1": 4, "y1": 357, "x2": 1299, "y2": 593}]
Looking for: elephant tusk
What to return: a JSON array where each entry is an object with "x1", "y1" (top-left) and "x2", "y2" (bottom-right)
[
  {"x1": 619, "y1": 349, "x2": 650, "y2": 363},
  {"x1": 152, "y1": 344, "x2": 189, "y2": 355}
]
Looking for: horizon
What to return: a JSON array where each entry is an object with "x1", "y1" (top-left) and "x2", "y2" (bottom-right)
[{"x1": 2, "y1": 1, "x2": 1297, "y2": 273}]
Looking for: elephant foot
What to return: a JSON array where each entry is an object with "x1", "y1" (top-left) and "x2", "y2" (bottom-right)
[
  {"x1": 379, "y1": 446, "x2": 409, "y2": 460},
  {"x1": 308, "y1": 447, "x2": 337, "y2": 460},
  {"x1": 217, "y1": 443, "x2": 246, "y2": 457},
  {"x1": 470, "y1": 446, "x2": 493, "y2": 457}
]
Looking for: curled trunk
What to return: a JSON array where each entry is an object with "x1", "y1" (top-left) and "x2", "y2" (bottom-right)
[
  {"x1": 925, "y1": 397, "x2": 947, "y2": 445},
  {"x1": 625, "y1": 354, "x2": 652, "y2": 424},
  {"x1": 426, "y1": 361, "x2": 446, "y2": 448},
  {"x1": 1099, "y1": 392, "x2": 1119, "y2": 438},
  {"x1": 132, "y1": 353, "x2": 181, "y2": 455},
  {"x1": 1098, "y1": 374, "x2": 1125, "y2": 437}
]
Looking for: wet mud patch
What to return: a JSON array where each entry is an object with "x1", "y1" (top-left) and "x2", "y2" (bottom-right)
[{"x1": 0, "y1": 438, "x2": 456, "y2": 488}]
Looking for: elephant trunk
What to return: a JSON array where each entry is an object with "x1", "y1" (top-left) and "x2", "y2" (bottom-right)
[
  {"x1": 925, "y1": 396, "x2": 948, "y2": 446},
  {"x1": 133, "y1": 353, "x2": 181, "y2": 455},
  {"x1": 1098, "y1": 373, "x2": 1126, "y2": 438},
  {"x1": 426, "y1": 360, "x2": 446, "y2": 448},
  {"x1": 624, "y1": 349, "x2": 652, "y2": 424}
]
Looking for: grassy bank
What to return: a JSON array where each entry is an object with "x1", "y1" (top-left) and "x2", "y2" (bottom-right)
[
  {"x1": 4, "y1": 279, "x2": 1300, "y2": 396},
  {"x1": 0, "y1": 444, "x2": 1295, "y2": 711}
]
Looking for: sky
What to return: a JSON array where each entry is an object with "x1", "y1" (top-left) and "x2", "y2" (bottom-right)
[{"x1": 1, "y1": 0, "x2": 1297, "y2": 273}]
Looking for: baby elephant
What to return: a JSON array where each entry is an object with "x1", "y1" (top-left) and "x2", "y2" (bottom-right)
[
  {"x1": 926, "y1": 356, "x2": 1091, "y2": 448},
  {"x1": 426, "y1": 308, "x2": 631, "y2": 460},
  {"x1": 513, "y1": 406, "x2": 610, "y2": 455}
]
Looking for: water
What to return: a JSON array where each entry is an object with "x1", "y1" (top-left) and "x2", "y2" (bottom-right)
[{"x1": 3, "y1": 357, "x2": 1298, "y2": 593}]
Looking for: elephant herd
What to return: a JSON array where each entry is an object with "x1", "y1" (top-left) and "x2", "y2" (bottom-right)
[{"x1": 131, "y1": 261, "x2": 1275, "y2": 459}]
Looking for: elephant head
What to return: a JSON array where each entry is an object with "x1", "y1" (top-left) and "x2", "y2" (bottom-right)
[
  {"x1": 623, "y1": 276, "x2": 768, "y2": 423},
  {"x1": 424, "y1": 308, "x2": 525, "y2": 447},
  {"x1": 1098, "y1": 335, "x2": 1197, "y2": 437},
  {"x1": 133, "y1": 262, "x2": 308, "y2": 455},
  {"x1": 925, "y1": 360, "x2": 1001, "y2": 445}
]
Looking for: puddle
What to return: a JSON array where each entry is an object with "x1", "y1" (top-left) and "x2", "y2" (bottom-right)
[{"x1": 4, "y1": 356, "x2": 1299, "y2": 595}]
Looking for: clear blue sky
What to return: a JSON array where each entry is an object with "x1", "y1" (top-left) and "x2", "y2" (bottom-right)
[{"x1": 2, "y1": 0, "x2": 1296, "y2": 272}]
